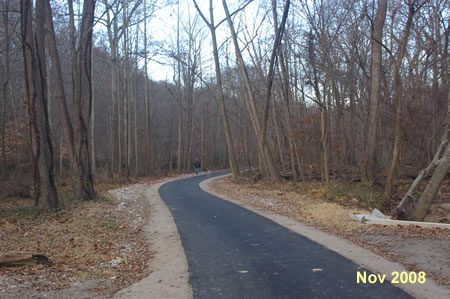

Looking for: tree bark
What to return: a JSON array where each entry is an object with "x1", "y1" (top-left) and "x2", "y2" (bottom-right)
[
  {"x1": 395, "y1": 137, "x2": 448, "y2": 219},
  {"x1": 360, "y1": 0, "x2": 387, "y2": 184},
  {"x1": 0, "y1": 251, "x2": 49, "y2": 266},
  {"x1": 44, "y1": 0, "x2": 75, "y2": 161},
  {"x1": 69, "y1": 0, "x2": 96, "y2": 200},
  {"x1": 122, "y1": 0, "x2": 130, "y2": 179},
  {"x1": 21, "y1": 0, "x2": 59, "y2": 212},
  {"x1": 90, "y1": 40, "x2": 96, "y2": 175},
  {"x1": 144, "y1": 0, "x2": 151, "y2": 175},
  {"x1": 279, "y1": 44, "x2": 299, "y2": 180},
  {"x1": 134, "y1": 29, "x2": 139, "y2": 176},
  {"x1": 0, "y1": 0, "x2": 10, "y2": 181},
  {"x1": 385, "y1": 1, "x2": 416, "y2": 197},
  {"x1": 222, "y1": 0, "x2": 288, "y2": 182},
  {"x1": 272, "y1": 104, "x2": 285, "y2": 172},
  {"x1": 193, "y1": 0, "x2": 240, "y2": 180},
  {"x1": 412, "y1": 142, "x2": 449, "y2": 221}
]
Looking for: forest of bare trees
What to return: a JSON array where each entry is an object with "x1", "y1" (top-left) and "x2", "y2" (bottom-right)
[{"x1": 0, "y1": 0, "x2": 448, "y2": 220}]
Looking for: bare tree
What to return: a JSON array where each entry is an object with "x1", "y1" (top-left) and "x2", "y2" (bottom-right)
[
  {"x1": 222, "y1": 0, "x2": 290, "y2": 182},
  {"x1": 384, "y1": 0, "x2": 418, "y2": 197},
  {"x1": 44, "y1": 0, "x2": 96, "y2": 200},
  {"x1": 360, "y1": 0, "x2": 387, "y2": 184},
  {"x1": 0, "y1": 0, "x2": 10, "y2": 181},
  {"x1": 20, "y1": 0, "x2": 58, "y2": 211},
  {"x1": 193, "y1": 0, "x2": 240, "y2": 180}
]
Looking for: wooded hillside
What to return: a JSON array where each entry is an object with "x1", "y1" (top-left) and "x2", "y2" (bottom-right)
[{"x1": 0, "y1": 0, "x2": 448, "y2": 219}]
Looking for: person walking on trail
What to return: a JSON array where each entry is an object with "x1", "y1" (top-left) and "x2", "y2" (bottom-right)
[{"x1": 194, "y1": 159, "x2": 201, "y2": 175}]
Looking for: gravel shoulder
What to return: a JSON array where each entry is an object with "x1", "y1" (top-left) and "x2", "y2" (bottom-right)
[
  {"x1": 114, "y1": 178, "x2": 192, "y2": 299},
  {"x1": 200, "y1": 174, "x2": 450, "y2": 299}
]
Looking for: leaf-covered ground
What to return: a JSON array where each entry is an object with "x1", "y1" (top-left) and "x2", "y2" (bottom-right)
[
  {"x1": 0, "y1": 179, "x2": 157, "y2": 298},
  {"x1": 210, "y1": 175, "x2": 450, "y2": 288}
]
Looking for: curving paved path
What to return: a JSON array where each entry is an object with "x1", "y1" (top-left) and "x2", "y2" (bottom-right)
[{"x1": 159, "y1": 171, "x2": 412, "y2": 299}]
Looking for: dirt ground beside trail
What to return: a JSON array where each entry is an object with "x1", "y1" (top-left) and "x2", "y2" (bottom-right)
[
  {"x1": 0, "y1": 175, "x2": 181, "y2": 299},
  {"x1": 209, "y1": 176, "x2": 450, "y2": 288}
]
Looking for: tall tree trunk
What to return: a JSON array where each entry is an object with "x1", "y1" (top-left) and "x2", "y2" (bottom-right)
[
  {"x1": 44, "y1": 0, "x2": 75, "y2": 160},
  {"x1": 123, "y1": 0, "x2": 130, "y2": 179},
  {"x1": 0, "y1": 0, "x2": 10, "y2": 181},
  {"x1": 360, "y1": 0, "x2": 387, "y2": 184},
  {"x1": 385, "y1": 2, "x2": 416, "y2": 196},
  {"x1": 90, "y1": 40, "x2": 96, "y2": 175},
  {"x1": 175, "y1": 1, "x2": 182, "y2": 173},
  {"x1": 320, "y1": 106, "x2": 329, "y2": 183},
  {"x1": 169, "y1": 109, "x2": 175, "y2": 171},
  {"x1": 104, "y1": 1, "x2": 120, "y2": 174},
  {"x1": 134, "y1": 33, "x2": 139, "y2": 176},
  {"x1": 144, "y1": 0, "x2": 151, "y2": 175},
  {"x1": 222, "y1": 0, "x2": 289, "y2": 182},
  {"x1": 21, "y1": 0, "x2": 59, "y2": 211},
  {"x1": 177, "y1": 104, "x2": 182, "y2": 173},
  {"x1": 69, "y1": 0, "x2": 96, "y2": 200},
  {"x1": 279, "y1": 44, "x2": 299, "y2": 180},
  {"x1": 193, "y1": 0, "x2": 240, "y2": 180},
  {"x1": 272, "y1": 104, "x2": 285, "y2": 172}
]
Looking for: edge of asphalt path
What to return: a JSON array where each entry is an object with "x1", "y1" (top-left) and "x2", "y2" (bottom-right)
[
  {"x1": 115, "y1": 178, "x2": 193, "y2": 299},
  {"x1": 199, "y1": 174, "x2": 450, "y2": 299}
]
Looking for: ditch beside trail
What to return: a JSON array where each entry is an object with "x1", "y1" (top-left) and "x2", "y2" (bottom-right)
[{"x1": 159, "y1": 171, "x2": 411, "y2": 299}]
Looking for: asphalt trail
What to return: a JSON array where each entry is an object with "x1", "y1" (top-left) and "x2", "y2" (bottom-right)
[{"x1": 159, "y1": 171, "x2": 412, "y2": 299}]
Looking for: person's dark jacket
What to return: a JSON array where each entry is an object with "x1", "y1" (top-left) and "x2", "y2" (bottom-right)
[{"x1": 194, "y1": 161, "x2": 201, "y2": 168}]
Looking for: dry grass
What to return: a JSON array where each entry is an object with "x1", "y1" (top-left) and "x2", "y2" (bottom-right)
[
  {"x1": 214, "y1": 176, "x2": 371, "y2": 234},
  {"x1": 210, "y1": 174, "x2": 450, "y2": 286}
]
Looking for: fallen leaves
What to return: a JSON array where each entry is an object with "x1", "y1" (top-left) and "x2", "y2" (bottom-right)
[
  {"x1": 0, "y1": 183, "x2": 155, "y2": 297},
  {"x1": 210, "y1": 176, "x2": 450, "y2": 288}
]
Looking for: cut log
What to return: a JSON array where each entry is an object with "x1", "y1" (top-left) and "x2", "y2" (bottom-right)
[{"x1": 0, "y1": 251, "x2": 49, "y2": 267}]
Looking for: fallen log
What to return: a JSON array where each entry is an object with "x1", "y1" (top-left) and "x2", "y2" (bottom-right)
[
  {"x1": 280, "y1": 171, "x2": 293, "y2": 180},
  {"x1": 0, "y1": 251, "x2": 49, "y2": 267}
]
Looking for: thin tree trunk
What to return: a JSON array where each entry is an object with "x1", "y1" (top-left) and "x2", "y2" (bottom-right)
[
  {"x1": 134, "y1": 28, "x2": 139, "y2": 176},
  {"x1": 320, "y1": 106, "x2": 329, "y2": 183},
  {"x1": 360, "y1": 0, "x2": 387, "y2": 184},
  {"x1": 144, "y1": 0, "x2": 151, "y2": 175},
  {"x1": 44, "y1": 0, "x2": 74, "y2": 159},
  {"x1": 0, "y1": 0, "x2": 9, "y2": 181},
  {"x1": 59, "y1": 127, "x2": 63, "y2": 177},
  {"x1": 177, "y1": 104, "x2": 182, "y2": 173},
  {"x1": 272, "y1": 104, "x2": 285, "y2": 172},
  {"x1": 169, "y1": 109, "x2": 175, "y2": 171},
  {"x1": 123, "y1": 0, "x2": 130, "y2": 179},
  {"x1": 222, "y1": 0, "x2": 288, "y2": 182},
  {"x1": 21, "y1": 0, "x2": 59, "y2": 211},
  {"x1": 200, "y1": 106, "x2": 205, "y2": 170},
  {"x1": 193, "y1": 0, "x2": 240, "y2": 179},
  {"x1": 279, "y1": 45, "x2": 299, "y2": 180},
  {"x1": 384, "y1": 2, "x2": 416, "y2": 196},
  {"x1": 69, "y1": 0, "x2": 96, "y2": 200},
  {"x1": 176, "y1": 1, "x2": 182, "y2": 174},
  {"x1": 90, "y1": 40, "x2": 95, "y2": 175}
]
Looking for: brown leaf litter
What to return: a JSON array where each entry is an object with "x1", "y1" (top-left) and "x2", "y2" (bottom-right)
[{"x1": 0, "y1": 182, "x2": 154, "y2": 298}]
